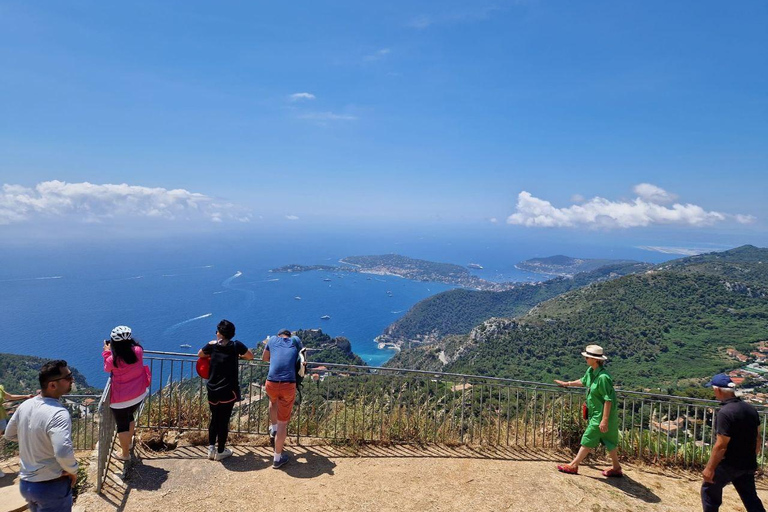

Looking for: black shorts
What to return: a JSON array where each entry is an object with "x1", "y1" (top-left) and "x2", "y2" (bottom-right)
[{"x1": 110, "y1": 402, "x2": 141, "y2": 433}]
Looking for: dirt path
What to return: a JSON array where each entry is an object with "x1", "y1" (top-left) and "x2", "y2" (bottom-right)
[{"x1": 72, "y1": 444, "x2": 767, "y2": 512}]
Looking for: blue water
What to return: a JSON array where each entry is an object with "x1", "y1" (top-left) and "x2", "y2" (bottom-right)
[{"x1": 0, "y1": 228, "x2": 711, "y2": 388}]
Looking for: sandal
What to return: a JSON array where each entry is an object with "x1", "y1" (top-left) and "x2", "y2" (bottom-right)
[
  {"x1": 557, "y1": 464, "x2": 578, "y2": 475},
  {"x1": 602, "y1": 468, "x2": 623, "y2": 478}
]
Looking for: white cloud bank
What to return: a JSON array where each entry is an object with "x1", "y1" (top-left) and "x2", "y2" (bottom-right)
[
  {"x1": 289, "y1": 92, "x2": 316, "y2": 102},
  {"x1": 507, "y1": 185, "x2": 754, "y2": 229},
  {"x1": 0, "y1": 180, "x2": 251, "y2": 225}
]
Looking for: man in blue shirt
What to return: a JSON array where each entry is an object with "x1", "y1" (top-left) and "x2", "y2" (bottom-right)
[{"x1": 262, "y1": 329, "x2": 302, "y2": 469}]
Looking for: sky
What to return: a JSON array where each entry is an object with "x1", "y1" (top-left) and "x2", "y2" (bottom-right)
[{"x1": 0, "y1": 0, "x2": 766, "y2": 248}]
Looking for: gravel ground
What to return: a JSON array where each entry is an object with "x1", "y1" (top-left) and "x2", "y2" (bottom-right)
[{"x1": 71, "y1": 444, "x2": 768, "y2": 512}]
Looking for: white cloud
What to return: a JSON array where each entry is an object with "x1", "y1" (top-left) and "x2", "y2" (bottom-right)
[
  {"x1": 0, "y1": 180, "x2": 251, "y2": 225},
  {"x1": 297, "y1": 111, "x2": 357, "y2": 122},
  {"x1": 285, "y1": 215, "x2": 299, "y2": 221},
  {"x1": 364, "y1": 48, "x2": 391, "y2": 62},
  {"x1": 407, "y1": 6, "x2": 501, "y2": 29},
  {"x1": 506, "y1": 185, "x2": 744, "y2": 229},
  {"x1": 736, "y1": 214, "x2": 757, "y2": 225},
  {"x1": 489, "y1": 217, "x2": 498, "y2": 224},
  {"x1": 637, "y1": 246, "x2": 716, "y2": 256},
  {"x1": 289, "y1": 92, "x2": 316, "y2": 102},
  {"x1": 633, "y1": 183, "x2": 677, "y2": 204},
  {"x1": 571, "y1": 194, "x2": 585, "y2": 203}
]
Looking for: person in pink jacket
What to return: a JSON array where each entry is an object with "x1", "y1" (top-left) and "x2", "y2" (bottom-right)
[{"x1": 103, "y1": 325, "x2": 149, "y2": 461}]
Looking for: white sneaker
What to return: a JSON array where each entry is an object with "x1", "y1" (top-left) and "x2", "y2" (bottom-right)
[
  {"x1": 112, "y1": 450, "x2": 130, "y2": 462},
  {"x1": 207, "y1": 446, "x2": 216, "y2": 460},
  {"x1": 214, "y1": 448, "x2": 232, "y2": 461}
]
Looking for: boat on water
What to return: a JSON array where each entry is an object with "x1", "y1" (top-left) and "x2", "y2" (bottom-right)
[
  {"x1": 468, "y1": 263, "x2": 484, "y2": 269},
  {"x1": 323, "y1": 278, "x2": 332, "y2": 282},
  {"x1": 179, "y1": 344, "x2": 192, "y2": 348},
  {"x1": 294, "y1": 296, "x2": 302, "y2": 300},
  {"x1": 320, "y1": 315, "x2": 331, "y2": 320}
]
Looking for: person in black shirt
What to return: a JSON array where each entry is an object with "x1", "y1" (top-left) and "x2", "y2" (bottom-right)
[
  {"x1": 197, "y1": 319, "x2": 253, "y2": 461},
  {"x1": 701, "y1": 373, "x2": 765, "y2": 512}
]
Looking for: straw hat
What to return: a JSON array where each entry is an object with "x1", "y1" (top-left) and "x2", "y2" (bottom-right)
[{"x1": 581, "y1": 344, "x2": 608, "y2": 361}]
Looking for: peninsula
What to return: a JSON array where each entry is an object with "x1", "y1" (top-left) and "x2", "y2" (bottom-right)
[
  {"x1": 270, "y1": 254, "x2": 515, "y2": 291},
  {"x1": 515, "y1": 255, "x2": 637, "y2": 277}
]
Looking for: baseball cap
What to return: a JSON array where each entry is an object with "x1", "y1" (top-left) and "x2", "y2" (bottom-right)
[
  {"x1": 277, "y1": 328, "x2": 291, "y2": 336},
  {"x1": 705, "y1": 373, "x2": 735, "y2": 388}
]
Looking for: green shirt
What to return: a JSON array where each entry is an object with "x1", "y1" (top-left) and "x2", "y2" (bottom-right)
[
  {"x1": 580, "y1": 367, "x2": 619, "y2": 426},
  {"x1": 0, "y1": 384, "x2": 7, "y2": 421}
]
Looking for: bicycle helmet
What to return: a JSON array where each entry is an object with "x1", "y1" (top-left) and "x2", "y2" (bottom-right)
[{"x1": 110, "y1": 325, "x2": 133, "y2": 342}]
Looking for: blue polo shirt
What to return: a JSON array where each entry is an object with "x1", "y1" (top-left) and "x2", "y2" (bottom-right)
[{"x1": 265, "y1": 335, "x2": 302, "y2": 382}]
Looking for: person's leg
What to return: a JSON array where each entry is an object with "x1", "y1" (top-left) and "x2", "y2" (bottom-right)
[
  {"x1": 275, "y1": 420, "x2": 288, "y2": 454},
  {"x1": 208, "y1": 402, "x2": 218, "y2": 449},
  {"x1": 273, "y1": 383, "x2": 296, "y2": 466},
  {"x1": 607, "y1": 448, "x2": 622, "y2": 472},
  {"x1": 567, "y1": 446, "x2": 592, "y2": 469},
  {"x1": 20, "y1": 479, "x2": 72, "y2": 512},
  {"x1": 19, "y1": 480, "x2": 40, "y2": 512},
  {"x1": 731, "y1": 469, "x2": 766, "y2": 512},
  {"x1": 265, "y1": 382, "x2": 279, "y2": 445},
  {"x1": 111, "y1": 407, "x2": 132, "y2": 459},
  {"x1": 701, "y1": 465, "x2": 731, "y2": 512},
  {"x1": 128, "y1": 421, "x2": 135, "y2": 448},
  {"x1": 216, "y1": 401, "x2": 235, "y2": 453},
  {"x1": 268, "y1": 394, "x2": 278, "y2": 434}
]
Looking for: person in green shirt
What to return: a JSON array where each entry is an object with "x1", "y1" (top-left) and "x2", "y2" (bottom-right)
[
  {"x1": 0, "y1": 384, "x2": 36, "y2": 478},
  {"x1": 554, "y1": 344, "x2": 623, "y2": 477}
]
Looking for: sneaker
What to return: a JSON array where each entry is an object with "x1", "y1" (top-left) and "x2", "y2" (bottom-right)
[
  {"x1": 112, "y1": 450, "x2": 130, "y2": 462},
  {"x1": 214, "y1": 448, "x2": 233, "y2": 461},
  {"x1": 207, "y1": 446, "x2": 216, "y2": 461},
  {"x1": 0, "y1": 469, "x2": 5, "y2": 478},
  {"x1": 272, "y1": 453, "x2": 290, "y2": 469}
]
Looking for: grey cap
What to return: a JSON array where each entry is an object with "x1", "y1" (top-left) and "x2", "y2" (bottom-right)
[{"x1": 277, "y1": 328, "x2": 291, "y2": 336}]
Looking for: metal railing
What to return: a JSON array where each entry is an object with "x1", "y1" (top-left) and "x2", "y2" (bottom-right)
[
  {"x1": 95, "y1": 379, "x2": 115, "y2": 493},
  {"x1": 135, "y1": 350, "x2": 768, "y2": 471}
]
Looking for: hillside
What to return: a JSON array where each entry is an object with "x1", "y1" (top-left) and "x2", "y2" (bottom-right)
[
  {"x1": 294, "y1": 329, "x2": 366, "y2": 366},
  {"x1": 380, "y1": 261, "x2": 651, "y2": 351},
  {"x1": 0, "y1": 353, "x2": 98, "y2": 394},
  {"x1": 516, "y1": 255, "x2": 637, "y2": 277},
  {"x1": 387, "y1": 246, "x2": 768, "y2": 389}
]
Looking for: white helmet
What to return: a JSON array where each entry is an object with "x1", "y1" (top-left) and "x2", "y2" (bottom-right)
[{"x1": 110, "y1": 325, "x2": 132, "y2": 342}]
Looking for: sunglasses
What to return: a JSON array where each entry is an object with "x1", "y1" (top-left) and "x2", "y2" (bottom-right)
[{"x1": 49, "y1": 372, "x2": 74, "y2": 383}]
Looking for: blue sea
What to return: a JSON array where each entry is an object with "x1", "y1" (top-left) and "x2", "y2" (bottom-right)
[{"x1": 0, "y1": 227, "x2": 698, "y2": 388}]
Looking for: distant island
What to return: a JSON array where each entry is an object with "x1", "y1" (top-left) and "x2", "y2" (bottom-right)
[
  {"x1": 515, "y1": 255, "x2": 637, "y2": 277},
  {"x1": 271, "y1": 254, "x2": 516, "y2": 291}
]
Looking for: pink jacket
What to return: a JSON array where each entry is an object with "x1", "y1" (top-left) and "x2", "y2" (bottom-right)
[{"x1": 103, "y1": 346, "x2": 149, "y2": 404}]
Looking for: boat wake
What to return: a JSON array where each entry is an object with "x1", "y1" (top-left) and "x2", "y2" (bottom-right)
[
  {"x1": 165, "y1": 313, "x2": 213, "y2": 333},
  {"x1": 0, "y1": 275, "x2": 64, "y2": 282},
  {"x1": 222, "y1": 271, "x2": 243, "y2": 287}
]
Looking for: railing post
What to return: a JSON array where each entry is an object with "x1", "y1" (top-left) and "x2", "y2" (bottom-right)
[{"x1": 95, "y1": 379, "x2": 115, "y2": 494}]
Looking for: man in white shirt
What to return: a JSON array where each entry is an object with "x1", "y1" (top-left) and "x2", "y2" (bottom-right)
[{"x1": 5, "y1": 360, "x2": 78, "y2": 512}]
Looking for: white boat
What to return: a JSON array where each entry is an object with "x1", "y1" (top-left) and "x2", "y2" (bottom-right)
[
  {"x1": 294, "y1": 296, "x2": 302, "y2": 300},
  {"x1": 468, "y1": 263, "x2": 484, "y2": 269},
  {"x1": 321, "y1": 315, "x2": 331, "y2": 320},
  {"x1": 179, "y1": 344, "x2": 192, "y2": 349}
]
